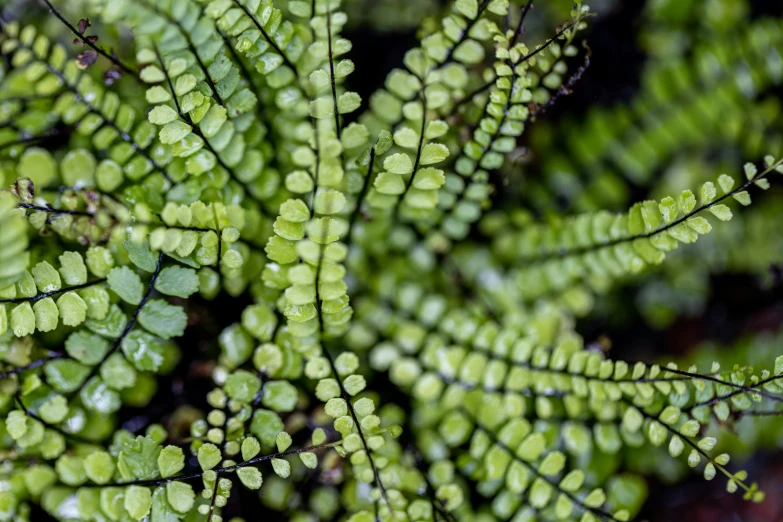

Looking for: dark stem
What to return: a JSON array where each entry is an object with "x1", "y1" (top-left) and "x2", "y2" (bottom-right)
[
  {"x1": 392, "y1": 91, "x2": 429, "y2": 222},
  {"x1": 39, "y1": 0, "x2": 139, "y2": 79},
  {"x1": 0, "y1": 278, "x2": 106, "y2": 304},
  {"x1": 0, "y1": 354, "x2": 66, "y2": 380},
  {"x1": 326, "y1": 3, "x2": 341, "y2": 139},
  {"x1": 150, "y1": 44, "x2": 268, "y2": 213},
  {"x1": 86, "y1": 440, "x2": 340, "y2": 487},
  {"x1": 515, "y1": 160, "x2": 782, "y2": 266},
  {"x1": 17, "y1": 202, "x2": 93, "y2": 218},
  {"x1": 510, "y1": 1, "x2": 534, "y2": 46},
  {"x1": 347, "y1": 147, "x2": 376, "y2": 239},
  {"x1": 231, "y1": 0, "x2": 297, "y2": 72},
  {"x1": 15, "y1": 392, "x2": 95, "y2": 444},
  {"x1": 454, "y1": 18, "x2": 580, "y2": 109},
  {"x1": 72, "y1": 254, "x2": 165, "y2": 396},
  {"x1": 441, "y1": 0, "x2": 492, "y2": 65},
  {"x1": 140, "y1": 0, "x2": 223, "y2": 105}
]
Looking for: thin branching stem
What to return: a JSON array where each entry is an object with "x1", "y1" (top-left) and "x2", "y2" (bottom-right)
[
  {"x1": 39, "y1": 0, "x2": 138, "y2": 78},
  {"x1": 441, "y1": 0, "x2": 492, "y2": 65},
  {"x1": 347, "y1": 147, "x2": 376, "y2": 239},
  {"x1": 454, "y1": 18, "x2": 580, "y2": 109},
  {"x1": 150, "y1": 44, "x2": 269, "y2": 213},
  {"x1": 326, "y1": 3, "x2": 341, "y2": 140},
  {"x1": 88, "y1": 440, "x2": 342, "y2": 488},
  {"x1": 515, "y1": 158, "x2": 783, "y2": 265},
  {"x1": 72, "y1": 253, "x2": 164, "y2": 396},
  {"x1": 231, "y1": 0, "x2": 296, "y2": 72},
  {"x1": 0, "y1": 279, "x2": 106, "y2": 304},
  {"x1": 0, "y1": 354, "x2": 66, "y2": 380},
  {"x1": 471, "y1": 414, "x2": 622, "y2": 522},
  {"x1": 140, "y1": 0, "x2": 223, "y2": 104}
]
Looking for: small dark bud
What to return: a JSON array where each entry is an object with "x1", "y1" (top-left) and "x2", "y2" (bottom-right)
[
  {"x1": 77, "y1": 18, "x2": 91, "y2": 35},
  {"x1": 12, "y1": 178, "x2": 35, "y2": 203},
  {"x1": 76, "y1": 49, "x2": 98, "y2": 69},
  {"x1": 104, "y1": 68, "x2": 122, "y2": 85}
]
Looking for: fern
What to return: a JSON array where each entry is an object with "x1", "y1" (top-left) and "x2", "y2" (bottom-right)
[{"x1": 0, "y1": 1, "x2": 781, "y2": 521}]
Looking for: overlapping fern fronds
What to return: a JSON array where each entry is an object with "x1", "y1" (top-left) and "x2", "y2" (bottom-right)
[{"x1": 0, "y1": 1, "x2": 781, "y2": 521}]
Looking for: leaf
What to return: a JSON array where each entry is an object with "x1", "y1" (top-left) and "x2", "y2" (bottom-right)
[
  {"x1": 678, "y1": 190, "x2": 696, "y2": 214},
  {"x1": 717, "y1": 174, "x2": 735, "y2": 193},
  {"x1": 299, "y1": 452, "x2": 317, "y2": 469},
  {"x1": 65, "y1": 331, "x2": 110, "y2": 365},
  {"x1": 118, "y1": 436, "x2": 162, "y2": 481},
  {"x1": 84, "y1": 451, "x2": 115, "y2": 485},
  {"x1": 559, "y1": 470, "x2": 584, "y2": 492},
  {"x1": 699, "y1": 182, "x2": 716, "y2": 204},
  {"x1": 107, "y1": 266, "x2": 144, "y2": 305},
  {"x1": 686, "y1": 216, "x2": 712, "y2": 235},
  {"x1": 276, "y1": 431, "x2": 292, "y2": 452},
  {"x1": 271, "y1": 458, "x2": 290, "y2": 478},
  {"x1": 159, "y1": 121, "x2": 192, "y2": 144},
  {"x1": 158, "y1": 446, "x2": 185, "y2": 478},
  {"x1": 121, "y1": 330, "x2": 166, "y2": 372},
  {"x1": 5, "y1": 410, "x2": 27, "y2": 439},
  {"x1": 518, "y1": 433, "x2": 545, "y2": 461},
  {"x1": 44, "y1": 359, "x2": 90, "y2": 393},
  {"x1": 166, "y1": 481, "x2": 195, "y2": 513},
  {"x1": 33, "y1": 298, "x2": 58, "y2": 332},
  {"x1": 154, "y1": 266, "x2": 199, "y2": 298},
  {"x1": 199, "y1": 104, "x2": 227, "y2": 138},
  {"x1": 383, "y1": 153, "x2": 413, "y2": 175},
  {"x1": 337, "y1": 92, "x2": 361, "y2": 114},
  {"x1": 680, "y1": 419, "x2": 701, "y2": 437},
  {"x1": 419, "y1": 143, "x2": 450, "y2": 165},
  {"x1": 58, "y1": 252, "x2": 87, "y2": 285},
  {"x1": 138, "y1": 300, "x2": 187, "y2": 339},
  {"x1": 224, "y1": 370, "x2": 261, "y2": 403},
  {"x1": 261, "y1": 381, "x2": 298, "y2": 412},
  {"x1": 80, "y1": 377, "x2": 121, "y2": 414},
  {"x1": 125, "y1": 485, "x2": 152, "y2": 520},
  {"x1": 455, "y1": 0, "x2": 479, "y2": 18},
  {"x1": 733, "y1": 191, "x2": 751, "y2": 205},
  {"x1": 56, "y1": 292, "x2": 87, "y2": 326},
  {"x1": 32, "y1": 261, "x2": 61, "y2": 292},
  {"x1": 148, "y1": 105, "x2": 178, "y2": 125},
  {"x1": 708, "y1": 204, "x2": 733, "y2": 221},
  {"x1": 241, "y1": 437, "x2": 261, "y2": 461},
  {"x1": 241, "y1": 304, "x2": 278, "y2": 341},
  {"x1": 39, "y1": 395, "x2": 68, "y2": 424},
  {"x1": 198, "y1": 443, "x2": 221, "y2": 470},
  {"x1": 538, "y1": 452, "x2": 565, "y2": 476},
  {"x1": 10, "y1": 303, "x2": 34, "y2": 337},
  {"x1": 237, "y1": 467, "x2": 263, "y2": 489},
  {"x1": 584, "y1": 488, "x2": 606, "y2": 508}
]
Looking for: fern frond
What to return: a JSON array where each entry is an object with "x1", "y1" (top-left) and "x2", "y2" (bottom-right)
[{"x1": 475, "y1": 158, "x2": 783, "y2": 315}]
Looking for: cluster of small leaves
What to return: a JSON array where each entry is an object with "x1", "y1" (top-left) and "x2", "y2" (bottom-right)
[{"x1": 0, "y1": 0, "x2": 781, "y2": 521}]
